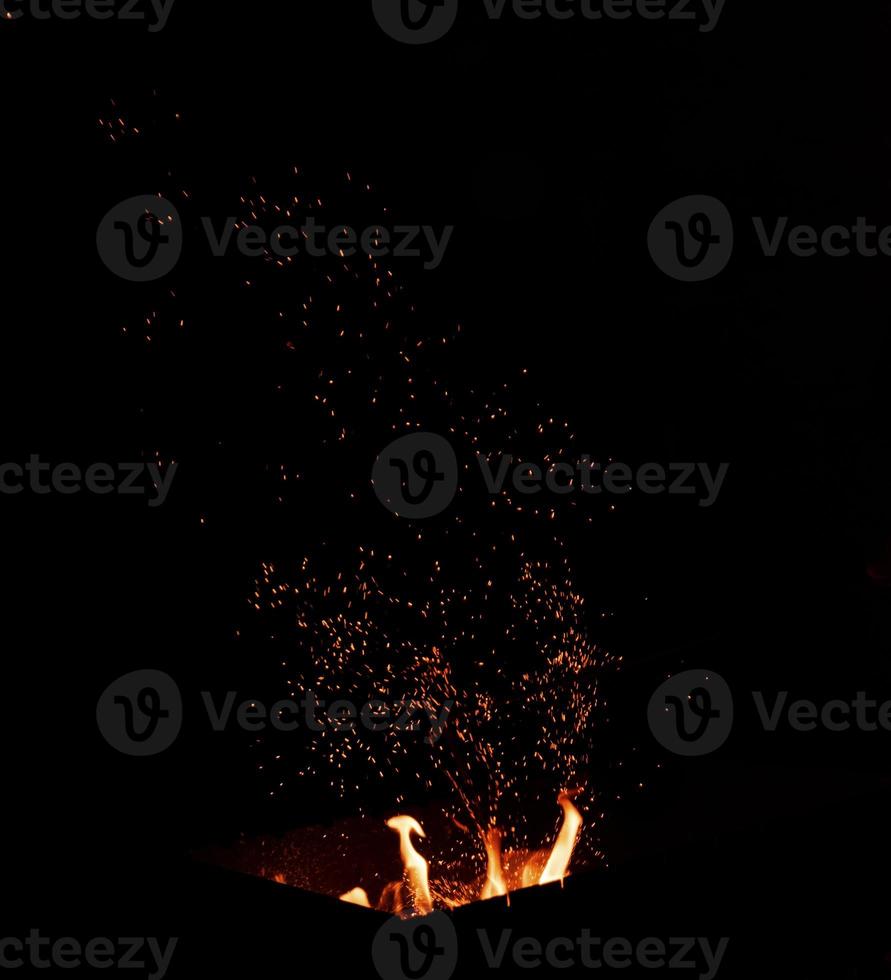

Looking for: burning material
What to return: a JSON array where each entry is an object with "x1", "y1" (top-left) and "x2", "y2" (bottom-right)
[
  {"x1": 538, "y1": 791, "x2": 583, "y2": 886},
  {"x1": 480, "y1": 827, "x2": 507, "y2": 900},
  {"x1": 338, "y1": 887, "x2": 372, "y2": 908},
  {"x1": 235, "y1": 551, "x2": 614, "y2": 916},
  {"x1": 102, "y1": 93, "x2": 624, "y2": 918},
  {"x1": 385, "y1": 816, "x2": 433, "y2": 915},
  {"x1": 335, "y1": 791, "x2": 583, "y2": 917}
]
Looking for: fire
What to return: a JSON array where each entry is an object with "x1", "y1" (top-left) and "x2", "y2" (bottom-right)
[
  {"x1": 338, "y1": 887, "x2": 372, "y2": 908},
  {"x1": 341, "y1": 792, "x2": 582, "y2": 916},
  {"x1": 480, "y1": 827, "x2": 507, "y2": 900},
  {"x1": 386, "y1": 815, "x2": 433, "y2": 916},
  {"x1": 537, "y1": 791, "x2": 583, "y2": 886}
]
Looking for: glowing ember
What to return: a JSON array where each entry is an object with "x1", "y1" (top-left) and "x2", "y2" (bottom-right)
[{"x1": 104, "y1": 92, "x2": 627, "y2": 917}]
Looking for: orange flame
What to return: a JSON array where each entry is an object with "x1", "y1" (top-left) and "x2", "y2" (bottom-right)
[
  {"x1": 338, "y1": 887, "x2": 372, "y2": 907},
  {"x1": 386, "y1": 815, "x2": 433, "y2": 915},
  {"x1": 337, "y1": 791, "x2": 584, "y2": 913},
  {"x1": 480, "y1": 827, "x2": 507, "y2": 900},
  {"x1": 538, "y1": 791, "x2": 583, "y2": 886}
]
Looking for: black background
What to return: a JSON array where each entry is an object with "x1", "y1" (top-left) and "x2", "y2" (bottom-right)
[{"x1": 2, "y1": 0, "x2": 891, "y2": 976}]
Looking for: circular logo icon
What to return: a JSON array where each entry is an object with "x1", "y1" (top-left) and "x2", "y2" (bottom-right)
[
  {"x1": 372, "y1": 0, "x2": 458, "y2": 44},
  {"x1": 372, "y1": 433, "x2": 458, "y2": 519},
  {"x1": 97, "y1": 195, "x2": 182, "y2": 282},
  {"x1": 647, "y1": 669, "x2": 733, "y2": 756},
  {"x1": 648, "y1": 195, "x2": 733, "y2": 282},
  {"x1": 97, "y1": 669, "x2": 182, "y2": 756},
  {"x1": 372, "y1": 912, "x2": 458, "y2": 980}
]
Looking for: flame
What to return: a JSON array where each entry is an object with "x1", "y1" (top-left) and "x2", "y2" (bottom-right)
[
  {"x1": 537, "y1": 791, "x2": 583, "y2": 886},
  {"x1": 337, "y1": 792, "x2": 584, "y2": 915},
  {"x1": 339, "y1": 887, "x2": 371, "y2": 908},
  {"x1": 480, "y1": 827, "x2": 507, "y2": 900},
  {"x1": 386, "y1": 815, "x2": 433, "y2": 915}
]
